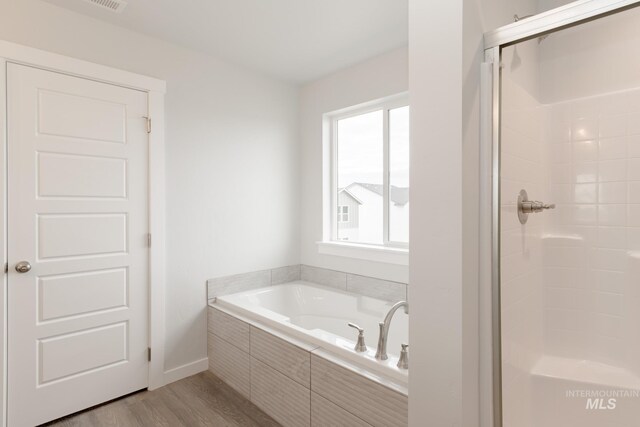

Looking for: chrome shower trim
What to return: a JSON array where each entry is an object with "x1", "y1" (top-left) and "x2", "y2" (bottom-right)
[
  {"x1": 489, "y1": 45, "x2": 503, "y2": 427},
  {"x1": 485, "y1": 0, "x2": 640, "y2": 49},
  {"x1": 517, "y1": 189, "x2": 556, "y2": 224}
]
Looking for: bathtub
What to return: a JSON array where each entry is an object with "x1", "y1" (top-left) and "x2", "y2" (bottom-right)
[{"x1": 211, "y1": 280, "x2": 409, "y2": 385}]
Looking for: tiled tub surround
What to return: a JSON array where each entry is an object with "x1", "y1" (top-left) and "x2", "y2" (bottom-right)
[
  {"x1": 207, "y1": 264, "x2": 408, "y2": 303},
  {"x1": 207, "y1": 305, "x2": 408, "y2": 427},
  {"x1": 206, "y1": 266, "x2": 408, "y2": 426}
]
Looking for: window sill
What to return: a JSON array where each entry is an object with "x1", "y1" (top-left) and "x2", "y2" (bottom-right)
[{"x1": 316, "y1": 241, "x2": 409, "y2": 266}]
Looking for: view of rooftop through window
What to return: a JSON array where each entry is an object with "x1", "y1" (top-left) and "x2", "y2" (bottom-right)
[{"x1": 336, "y1": 104, "x2": 409, "y2": 245}]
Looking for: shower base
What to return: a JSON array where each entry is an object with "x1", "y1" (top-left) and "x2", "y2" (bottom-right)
[{"x1": 530, "y1": 356, "x2": 640, "y2": 427}]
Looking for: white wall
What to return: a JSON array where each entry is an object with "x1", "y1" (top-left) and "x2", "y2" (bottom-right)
[
  {"x1": 537, "y1": 0, "x2": 580, "y2": 14},
  {"x1": 299, "y1": 48, "x2": 409, "y2": 283},
  {"x1": 0, "y1": 0, "x2": 300, "y2": 375},
  {"x1": 540, "y1": 5, "x2": 640, "y2": 103},
  {"x1": 408, "y1": 0, "x2": 538, "y2": 426},
  {"x1": 409, "y1": 1, "x2": 465, "y2": 425}
]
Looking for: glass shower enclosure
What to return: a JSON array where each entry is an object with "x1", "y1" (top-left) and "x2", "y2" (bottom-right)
[{"x1": 484, "y1": 1, "x2": 640, "y2": 426}]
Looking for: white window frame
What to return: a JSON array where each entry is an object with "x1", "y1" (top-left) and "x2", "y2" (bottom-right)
[{"x1": 319, "y1": 93, "x2": 409, "y2": 264}]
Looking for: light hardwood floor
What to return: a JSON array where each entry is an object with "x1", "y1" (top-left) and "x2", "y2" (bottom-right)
[{"x1": 43, "y1": 371, "x2": 280, "y2": 427}]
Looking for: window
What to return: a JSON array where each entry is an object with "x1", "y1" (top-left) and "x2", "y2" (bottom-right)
[
  {"x1": 327, "y1": 95, "x2": 409, "y2": 249},
  {"x1": 337, "y1": 206, "x2": 349, "y2": 223}
]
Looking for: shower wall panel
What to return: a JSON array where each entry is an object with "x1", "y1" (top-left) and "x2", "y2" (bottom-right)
[{"x1": 543, "y1": 88, "x2": 640, "y2": 375}]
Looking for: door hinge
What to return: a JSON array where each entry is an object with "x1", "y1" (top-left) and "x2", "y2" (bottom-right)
[
  {"x1": 148, "y1": 347, "x2": 151, "y2": 362},
  {"x1": 147, "y1": 233, "x2": 152, "y2": 248},
  {"x1": 143, "y1": 116, "x2": 152, "y2": 134}
]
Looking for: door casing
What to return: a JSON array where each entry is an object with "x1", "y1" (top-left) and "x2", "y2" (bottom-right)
[{"x1": 0, "y1": 40, "x2": 166, "y2": 427}]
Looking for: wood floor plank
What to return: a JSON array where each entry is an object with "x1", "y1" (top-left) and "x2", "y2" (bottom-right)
[
  {"x1": 86, "y1": 402, "x2": 141, "y2": 427},
  {"x1": 183, "y1": 372, "x2": 280, "y2": 427},
  {"x1": 44, "y1": 372, "x2": 280, "y2": 427},
  {"x1": 128, "y1": 394, "x2": 186, "y2": 427},
  {"x1": 162, "y1": 379, "x2": 230, "y2": 426}
]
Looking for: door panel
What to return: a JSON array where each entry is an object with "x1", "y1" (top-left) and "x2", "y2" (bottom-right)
[
  {"x1": 37, "y1": 88, "x2": 127, "y2": 143},
  {"x1": 39, "y1": 322, "x2": 128, "y2": 384},
  {"x1": 38, "y1": 268, "x2": 128, "y2": 321},
  {"x1": 7, "y1": 63, "x2": 149, "y2": 426},
  {"x1": 37, "y1": 152, "x2": 128, "y2": 198},
  {"x1": 37, "y1": 213, "x2": 128, "y2": 259}
]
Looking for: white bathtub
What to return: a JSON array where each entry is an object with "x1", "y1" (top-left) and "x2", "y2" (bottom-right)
[{"x1": 212, "y1": 280, "x2": 409, "y2": 385}]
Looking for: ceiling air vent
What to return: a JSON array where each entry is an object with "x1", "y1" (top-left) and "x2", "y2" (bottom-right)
[{"x1": 80, "y1": 0, "x2": 128, "y2": 13}]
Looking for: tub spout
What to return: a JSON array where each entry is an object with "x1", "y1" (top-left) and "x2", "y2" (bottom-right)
[{"x1": 375, "y1": 301, "x2": 409, "y2": 361}]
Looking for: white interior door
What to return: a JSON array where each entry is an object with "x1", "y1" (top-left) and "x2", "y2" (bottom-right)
[{"x1": 7, "y1": 63, "x2": 149, "y2": 426}]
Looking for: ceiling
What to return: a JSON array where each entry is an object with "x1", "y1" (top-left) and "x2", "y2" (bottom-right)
[{"x1": 43, "y1": 0, "x2": 408, "y2": 84}]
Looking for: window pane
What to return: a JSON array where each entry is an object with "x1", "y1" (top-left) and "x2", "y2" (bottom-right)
[
  {"x1": 389, "y1": 106, "x2": 410, "y2": 243},
  {"x1": 337, "y1": 110, "x2": 383, "y2": 244}
]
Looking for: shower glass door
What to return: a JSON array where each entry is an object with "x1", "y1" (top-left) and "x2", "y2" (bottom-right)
[{"x1": 499, "y1": 5, "x2": 640, "y2": 427}]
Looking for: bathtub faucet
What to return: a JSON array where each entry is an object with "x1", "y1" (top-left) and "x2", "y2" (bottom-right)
[{"x1": 375, "y1": 301, "x2": 409, "y2": 361}]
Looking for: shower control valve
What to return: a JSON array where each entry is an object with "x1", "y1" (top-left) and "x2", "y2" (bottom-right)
[
  {"x1": 521, "y1": 200, "x2": 556, "y2": 213},
  {"x1": 517, "y1": 189, "x2": 555, "y2": 224}
]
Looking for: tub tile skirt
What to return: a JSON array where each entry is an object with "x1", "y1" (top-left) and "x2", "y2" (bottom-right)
[{"x1": 207, "y1": 306, "x2": 408, "y2": 427}]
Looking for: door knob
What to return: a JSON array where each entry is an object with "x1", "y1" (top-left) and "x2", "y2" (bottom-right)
[{"x1": 15, "y1": 261, "x2": 31, "y2": 273}]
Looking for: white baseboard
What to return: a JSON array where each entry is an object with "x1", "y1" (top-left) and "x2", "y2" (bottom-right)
[{"x1": 163, "y1": 357, "x2": 209, "y2": 385}]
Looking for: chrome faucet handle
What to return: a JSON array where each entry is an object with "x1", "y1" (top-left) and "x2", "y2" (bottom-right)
[
  {"x1": 397, "y1": 343, "x2": 409, "y2": 370},
  {"x1": 521, "y1": 200, "x2": 555, "y2": 213},
  {"x1": 348, "y1": 322, "x2": 364, "y2": 333},
  {"x1": 348, "y1": 323, "x2": 367, "y2": 353},
  {"x1": 518, "y1": 189, "x2": 555, "y2": 224}
]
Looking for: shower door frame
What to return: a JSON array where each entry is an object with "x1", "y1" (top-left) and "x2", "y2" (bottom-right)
[{"x1": 482, "y1": 1, "x2": 640, "y2": 426}]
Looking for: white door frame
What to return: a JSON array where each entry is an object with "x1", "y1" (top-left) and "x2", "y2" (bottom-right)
[
  {"x1": 0, "y1": 40, "x2": 166, "y2": 427},
  {"x1": 480, "y1": 1, "x2": 640, "y2": 426}
]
